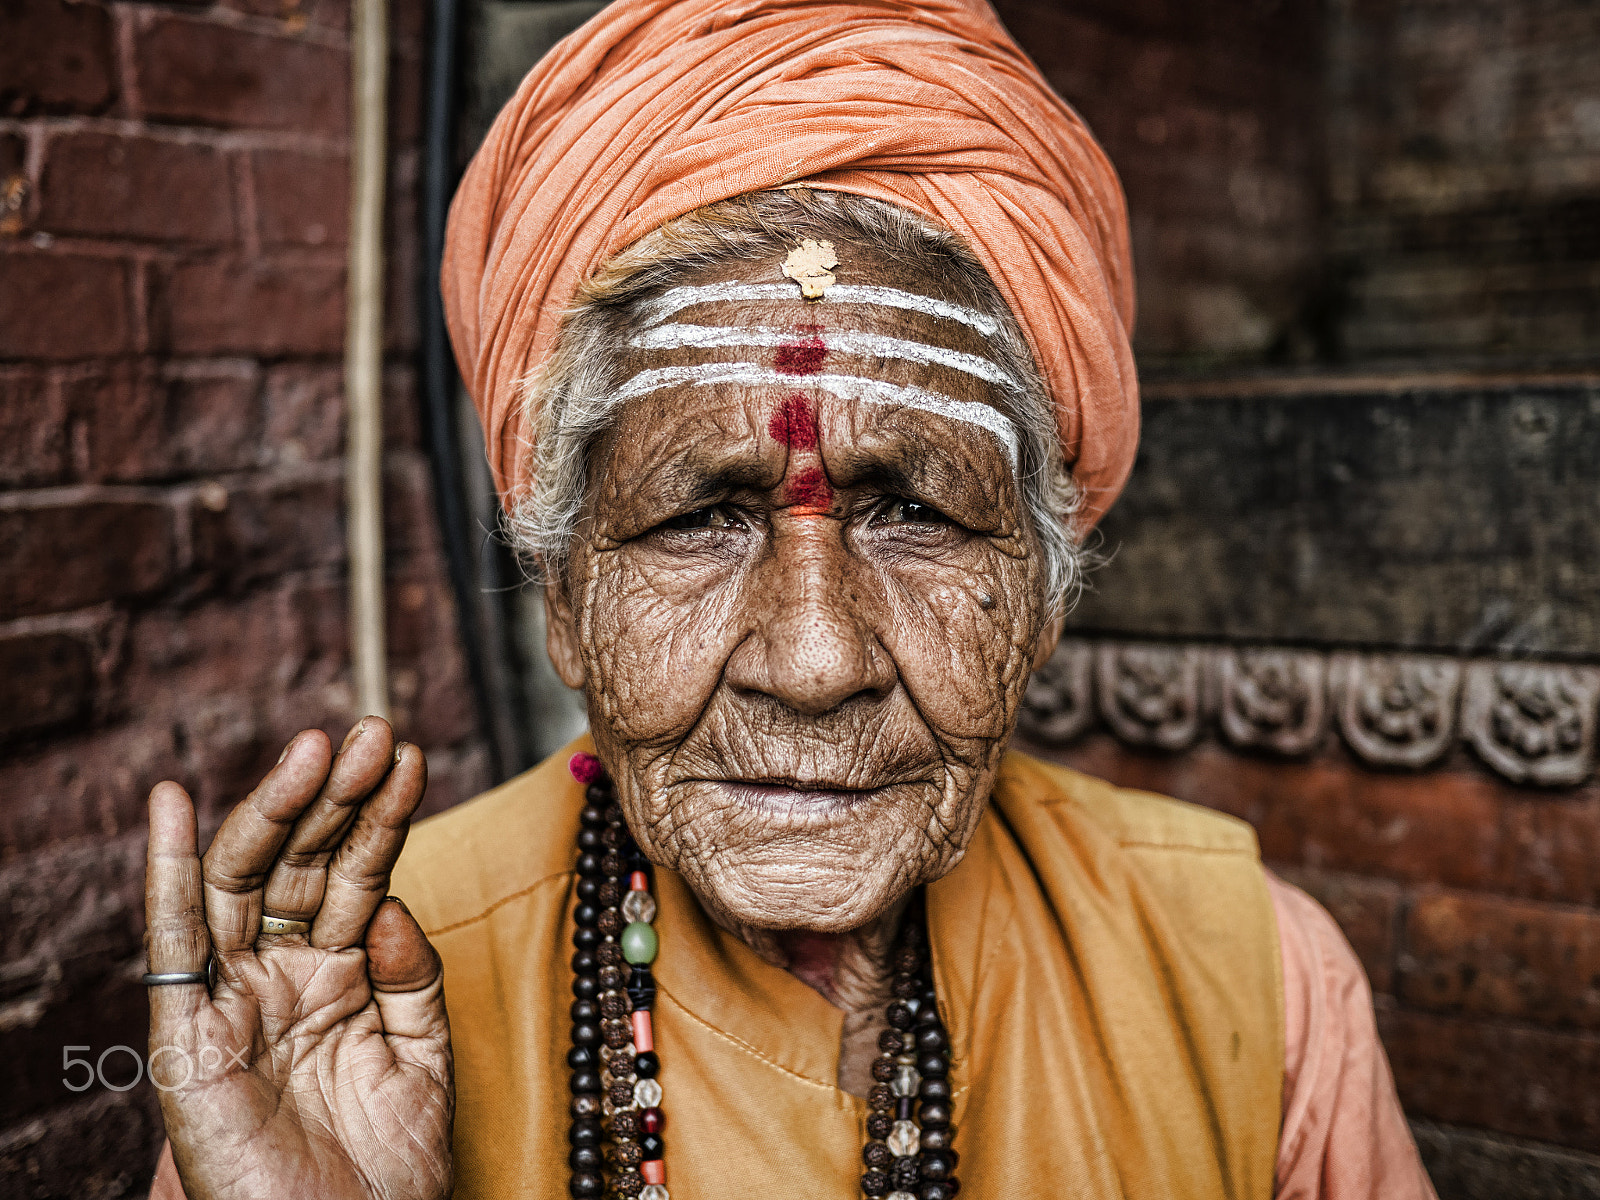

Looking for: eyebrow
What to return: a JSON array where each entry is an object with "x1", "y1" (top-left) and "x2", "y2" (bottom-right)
[
  {"x1": 628, "y1": 324, "x2": 1023, "y2": 393},
  {"x1": 607, "y1": 362, "x2": 1020, "y2": 468},
  {"x1": 635, "y1": 282, "x2": 1002, "y2": 337}
]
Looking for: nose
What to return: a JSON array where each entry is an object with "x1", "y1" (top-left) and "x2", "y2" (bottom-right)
[{"x1": 724, "y1": 521, "x2": 895, "y2": 717}]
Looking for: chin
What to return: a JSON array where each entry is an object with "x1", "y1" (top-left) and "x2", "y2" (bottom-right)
[{"x1": 689, "y1": 847, "x2": 921, "y2": 934}]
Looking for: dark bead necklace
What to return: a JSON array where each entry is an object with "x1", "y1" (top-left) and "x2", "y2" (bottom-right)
[{"x1": 565, "y1": 754, "x2": 959, "y2": 1200}]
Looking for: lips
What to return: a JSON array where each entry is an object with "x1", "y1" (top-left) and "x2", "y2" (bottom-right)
[{"x1": 708, "y1": 778, "x2": 905, "y2": 817}]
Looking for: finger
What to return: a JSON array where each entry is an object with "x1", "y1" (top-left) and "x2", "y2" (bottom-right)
[
  {"x1": 259, "y1": 717, "x2": 397, "y2": 939},
  {"x1": 145, "y1": 782, "x2": 213, "y2": 1028},
  {"x1": 367, "y1": 898, "x2": 450, "y2": 1072},
  {"x1": 200, "y1": 729, "x2": 333, "y2": 960},
  {"x1": 312, "y1": 742, "x2": 428, "y2": 949}
]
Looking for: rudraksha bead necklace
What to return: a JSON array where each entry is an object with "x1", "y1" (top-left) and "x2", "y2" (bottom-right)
[{"x1": 565, "y1": 754, "x2": 960, "y2": 1200}]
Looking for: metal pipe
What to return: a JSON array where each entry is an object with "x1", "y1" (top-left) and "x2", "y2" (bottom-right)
[{"x1": 346, "y1": 0, "x2": 391, "y2": 720}]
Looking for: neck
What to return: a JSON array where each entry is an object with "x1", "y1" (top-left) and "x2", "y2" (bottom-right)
[{"x1": 706, "y1": 893, "x2": 913, "y2": 1014}]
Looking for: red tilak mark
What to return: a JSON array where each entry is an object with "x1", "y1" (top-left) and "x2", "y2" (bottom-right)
[
  {"x1": 775, "y1": 325, "x2": 826, "y2": 376},
  {"x1": 768, "y1": 394, "x2": 819, "y2": 450},
  {"x1": 785, "y1": 466, "x2": 833, "y2": 513}
]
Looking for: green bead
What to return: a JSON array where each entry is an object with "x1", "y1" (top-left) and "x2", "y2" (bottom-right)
[{"x1": 621, "y1": 922, "x2": 658, "y2": 965}]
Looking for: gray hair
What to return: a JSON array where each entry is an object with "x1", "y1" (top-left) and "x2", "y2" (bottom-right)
[{"x1": 506, "y1": 188, "x2": 1085, "y2": 616}]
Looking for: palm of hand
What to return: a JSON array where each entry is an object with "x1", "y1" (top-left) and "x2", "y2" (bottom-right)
[{"x1": 146, "y1": 721, "x2": 453, "y2": 1200}]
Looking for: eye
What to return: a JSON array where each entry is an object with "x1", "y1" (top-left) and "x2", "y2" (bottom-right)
[
  {"x1": 658, "y1": 505, "x2": 744, "y2": 532},
  {"x1": 873, "y1": 497, "x2": 952, "y2": 526}
]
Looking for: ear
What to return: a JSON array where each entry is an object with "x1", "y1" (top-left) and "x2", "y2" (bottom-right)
[
  {"x1": 544, "y1": 579, "x2": 588, "y2": 690},
  {"x1": 1030, "y1": 605, "x2": 1066, "y2": 672}
]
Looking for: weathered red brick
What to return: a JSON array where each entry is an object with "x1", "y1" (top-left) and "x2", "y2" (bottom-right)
[
  {"x1": 0, "y1": 494, "x2": 175, "y2": 619},
  {"x1": 0, "y1": 0, "x2": 117, "y2": 116},
  {"x1": 1041, "y1": 735, "x2": 1507, "y2": 893},
  {"x1": 117, "y1": 583, "x2": 334, "y2": 713},
  {"x1": 1380, "y1": 1008, "x2": 1600, "y2": 1153},
  {"x1": 0, "y1": 630, "x2": 95, "y2": 742},
  {"x1": 0, "y1": 720, "x2": 177, "y2": 860},
  {"x1": 0, "y1": 133, "x2": 27, "y2": 238},
  {"x1": 0, "y1": 1091, "x2": 163, "y2": 1200},
  {"x1": 37, "y1": 131, "x2": 236, "y2": 244},
  {"x1": 0, "y1": 843, "x2": 149, "y2": 1121},
  {"x1": 62, "y1": 361, "x2": 262, "y2": 482},
  {"x1": 132, "y1": 12, "x2": 348, "y2": 134},
  {"x1": 383, "y1": 159, "x2": 420, "y2": 354},
  {"x1": 259, "y1": 364, "x2": 422, "y2": 462},
  {"x1": 1401, "y1": 889, "x2": 1600, "y2": 1030},
  {"x1": 0, "y1": 369, "x2": 67, "y2": 487},
  {"x1": 385, "y1": 573, "x2": 475, "y2": 747},
  {"x1": 382, "y1": 451, "x2": 441, "y2": 557},
  {"x1": 1501, "y1": 794, "x2": 1600, "y2": 908},
  {"x1": 262, "y1": 362, "x2": 344, "y2": 460},
  {"x1": 157, "y1": 255, "x2": 344, "y2": 356},
  {"x1": 0, "y1": 251, "x2": 137, "y2": 360},
  {"x1": 252, "y1": 147, "x2": 348, "y2": 247},
  {"x1": 188, "y1": 469, "x2": 346, "y2": 592},
  {"x1": 1270, "y1": 864, "x2": 1401, "y2": 995},
  {"x1": 224, "y1": 0, "x2": 350, "y2": 36}
]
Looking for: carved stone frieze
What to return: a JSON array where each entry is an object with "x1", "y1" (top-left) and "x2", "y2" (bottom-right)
[
  {"x1": 1215, "y1": 648, "x2": 1328, "y2": 756},
  {"x1": 1461, "y1": 662, "x2": 1600, "y2": 787},
  {"x1": 1330, "y1": 654, "x2": 1462, "y2": 770},
  {"x1": 1022, "y1": 636, "x2": 1597, "y2": 788},
  {"x1": 1017, "y1": 639, "x2": 1094, "y2": 746},
  {"x1": 1093, "y1": 642, "x2": 1207, "y2": 751}
]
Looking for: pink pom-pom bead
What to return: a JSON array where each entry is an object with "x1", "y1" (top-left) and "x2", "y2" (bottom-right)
[{"x1": 568, "y1": 753, "x2": 602, "y2": 784}]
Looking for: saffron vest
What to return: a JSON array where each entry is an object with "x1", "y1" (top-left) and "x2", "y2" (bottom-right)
[{"x1": 391, "y1": 740, "x2": 1283, "y2": 1199}]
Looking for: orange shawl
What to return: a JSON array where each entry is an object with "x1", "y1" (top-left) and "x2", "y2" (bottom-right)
[{"x1": 442, "y1": 0, "x2": 1140, "y2": 530}]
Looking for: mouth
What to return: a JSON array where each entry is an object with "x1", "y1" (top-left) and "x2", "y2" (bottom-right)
[{"x1": 705, "y1": 777, "x2": 902, "y2": 816}]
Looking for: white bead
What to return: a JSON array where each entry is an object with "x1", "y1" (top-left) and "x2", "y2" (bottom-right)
[
  {"x1": 886, "y1": 1119, "x2": 920, "y2": 1158},
  {"x1": 634, "y1": 1077, "x2": 663, "y2": 1107},
  {"x1": 621, "y1": 889, "x2": 657, "y2": 924},
  {"x1": 887, "y1": 1192, "x2": 917, "y2": 1200},
  {"x1": 641, "y1": 1187, "x2": 669, "y2": 1200},
  {"x1": 891, "y1": 1064, "x2": 920, "y2": 1097}
]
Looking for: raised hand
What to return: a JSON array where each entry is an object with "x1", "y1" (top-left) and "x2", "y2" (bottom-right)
[{"x1": 144, "y1": 718, "x2": 453, "y2": 1200}]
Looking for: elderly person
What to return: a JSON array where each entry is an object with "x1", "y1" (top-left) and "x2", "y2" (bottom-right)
[{"x1": 144, "y1": 0, "x2": 1436, "y2": 1197}]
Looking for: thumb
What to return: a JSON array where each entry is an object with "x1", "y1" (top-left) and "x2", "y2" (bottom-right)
[
  {"x1": 368, "y1": 896, "x2": 440, "y2": 993},
  {"x1": 367, "y1": 897, "x2": 450, "y2": 1069}
]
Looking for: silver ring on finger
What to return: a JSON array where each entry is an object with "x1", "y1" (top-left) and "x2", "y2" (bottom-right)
[
  {"x1": 144, "y1": 958, "x2": 217, "y2": 987},
  {"x1": 260, "y1": 914, "x2": 312, "y2": 937}
]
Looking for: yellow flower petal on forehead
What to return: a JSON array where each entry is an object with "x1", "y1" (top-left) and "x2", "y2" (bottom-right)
[{"x1": 782, "y1": 238, "x2": 840, "y2": 299}]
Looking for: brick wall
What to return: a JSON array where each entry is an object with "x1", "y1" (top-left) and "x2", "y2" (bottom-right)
[{"x1": 0, "y1": 0, "x2": 491, "y2": 1193}]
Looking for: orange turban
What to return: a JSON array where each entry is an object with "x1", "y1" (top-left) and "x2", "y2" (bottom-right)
[{"x1": 442, "y1": 0, "x2": 1139, "y2": 530}]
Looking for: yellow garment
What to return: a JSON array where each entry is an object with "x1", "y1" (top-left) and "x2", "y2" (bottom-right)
[{"x1": 391, "y1": 740, "x2": 1284, "y2": 1198}]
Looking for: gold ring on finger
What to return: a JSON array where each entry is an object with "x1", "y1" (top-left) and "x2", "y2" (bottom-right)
[{"x1": 260, "y1": 914, "x2": 312, "y2": 937}]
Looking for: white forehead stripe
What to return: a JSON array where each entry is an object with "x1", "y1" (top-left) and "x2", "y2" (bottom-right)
[
  {"x1": 636, "y1": 282, "x2": 1001, "y2": 337},
  {"x1": 608, "y1": 363, "x2": 1019, "y2": 468},
  {"x1": 628, "y1": 325, "x2": 1021, "y2": 393}
]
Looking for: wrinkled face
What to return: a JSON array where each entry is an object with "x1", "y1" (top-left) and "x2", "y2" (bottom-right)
[{"x1": 546, "y1": 243, "x2": 1062, "y2": 935}]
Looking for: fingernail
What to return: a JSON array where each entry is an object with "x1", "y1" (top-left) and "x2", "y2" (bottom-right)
[
  {"x1": 388, "y1": 895, "x2": 411, "y2": 916},
  {"x1": 339, "y1": 718, "x2": 368, "y2": 753}
]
